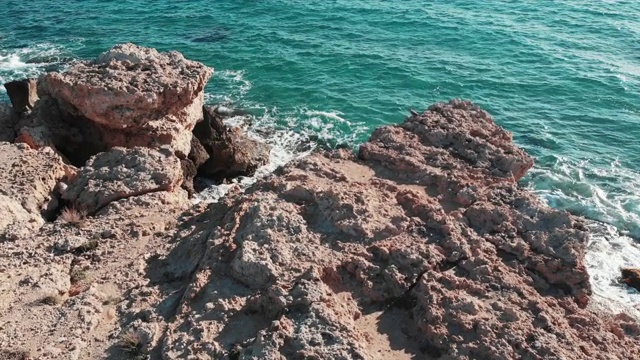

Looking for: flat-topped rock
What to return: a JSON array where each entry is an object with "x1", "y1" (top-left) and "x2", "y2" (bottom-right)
[
  {"x1": 39, "y1": 43, "x2": 213, "y2": 155},
  {"x1": 62, "y1": 147, "x2": 183, "y2": 214}
]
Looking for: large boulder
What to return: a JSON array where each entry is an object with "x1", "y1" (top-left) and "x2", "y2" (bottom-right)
[
  {"x1": 39, "y1": 43, "x2": 213, "y2": 156},
  {"x1": 194, "y1": 106, "x2": 271, "y2": 181},
  {"x1": 3, "y1": 78, "x2": 39, "y2": 114},
  {"x1": 62, "y1": 147, "x2": 183, "y2": 214},
  {"x1": 154, "y1": 100, "x2": 639, "y2": 359}
]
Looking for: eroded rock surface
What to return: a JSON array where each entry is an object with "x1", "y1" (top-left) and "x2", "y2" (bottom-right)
[
  {"x1": 0, "y1": 182, "x2": 191, "y2": 359},
  {"x1": 0, "y1": 103, "x2": 17, "y2": 142},
  {"x1": 0, "y1": 142, "x2": 73, "y2": 238},
  {"x1": 39, "y1": 43, "x2": 213, "y2": 155},
  {"x1": 1, "y1": 100, "x2": 638, "y2": 360},
  {"x1": 194, "y1": 106, "x2": 271, "y2": 181},
  {"x1": 3, "y1": 78, "x2": 39, "y2": 114},
  {"x1": 150, "y1": 100, "x2": 638, "y2": 359},
  {"x1": 62, "y1": 147, "x2": 183, "y2": 214}
]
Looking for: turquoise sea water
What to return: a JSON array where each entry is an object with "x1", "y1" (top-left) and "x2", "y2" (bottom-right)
[{"x1": 2, "y1": 1, "x2": 640, "y2": 304}]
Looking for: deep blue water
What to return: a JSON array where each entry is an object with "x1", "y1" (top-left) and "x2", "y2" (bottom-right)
[{"x1": 1, "y1": 0, "x2": 639, "y2": 240}]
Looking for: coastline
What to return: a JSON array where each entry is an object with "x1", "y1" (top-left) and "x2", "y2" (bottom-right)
[{"x1": 0, "y1": 44, "x2": 639, "y2": 359}]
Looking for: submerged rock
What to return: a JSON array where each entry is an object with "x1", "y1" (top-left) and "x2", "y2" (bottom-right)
[{"x1": 155, "y1": 100, "x2": 638, "y2": 359}]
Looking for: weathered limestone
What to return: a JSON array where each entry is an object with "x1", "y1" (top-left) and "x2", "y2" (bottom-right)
[
  {"x1": 62, "y1": 147, "x2": 183, "y2": 214},
  {"x1": 0, "y1": 142, "x2": 73, "y2": 238},
  {"x1": 153, "y1": 101, "x2": 639, "y2": 359},
  {"x1": 38, "y1": 43, "x2": 213, "y2": 156}
]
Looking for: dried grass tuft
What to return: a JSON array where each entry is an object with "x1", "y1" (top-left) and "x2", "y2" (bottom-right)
[
  {"x1": 41, "y1": 294, "x2": 64, "y2": 306},
  {"x1": 59, "y1": 207, "x2": 87, "y2": 227},
  {"x1": 118, "y1": 330, "x2": 143, "y2": 355}
]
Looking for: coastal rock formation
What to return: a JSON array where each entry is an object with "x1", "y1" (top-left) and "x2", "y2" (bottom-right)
[
  {"x1": 194, "y1": 106, "x2": 271, "y2": 181},
  {"x1": 180, "y1": 136, "x2": 210, "y2": 195},
  {"x1": 2, "y1": 58, "x2": 639, "y2": 357},
  {"x1": 3, "y1": 44, "x2": 269, "y2": 192},
  {"x1": 0, "y1": 181, "x2": 191, "y2": 359},
  {"x1": 38, "y1": 43, "x2": 213, "y2": 156},
  {"x1": 62, "y1": 147, "x2": 183, "y2": 214},
  {"x1": 3, "y1": 78, "x2": 39, "y2": 114},
  {"x1": 0, "y1": 143, "x2": 73, "y2": 238},
  {"x1": 149, "y1": 100, "x2": 637, "y2": 359},
  {"x1": 0, "y1": 103, "x2": 17, "y2": 142}
]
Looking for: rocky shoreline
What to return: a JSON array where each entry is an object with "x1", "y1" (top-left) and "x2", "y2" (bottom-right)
[{"x1": 0, "y1": 44, "x2": 639, "y2": 359}]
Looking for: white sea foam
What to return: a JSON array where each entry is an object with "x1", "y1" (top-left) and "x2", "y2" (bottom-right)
[
  {"x1": 527, "y1": 156, "x2": 640, "y2": 317},
  {"x1": 193, "y1": 124, "x2": 315, "y2": 204},
  {"x1": 0, "y1": 53, "x2": 27, "y2": 71},
  {"x1": 528, "y1": 157, "x2": 640, "y2": 239},
  {"x1": 304, "y1": 109, "x2": 348, "y2": 123},
  {"x1": 585, "y1": 222, "x2": 640, "y2": 319},
  {"x1": 195, "y1": 83, "x2": 371, "y2": 204},
  {"x1": 0, "y1": 43, "x2": 71, "y2": 94}
]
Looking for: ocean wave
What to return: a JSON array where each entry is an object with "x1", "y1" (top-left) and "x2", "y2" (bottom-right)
[
  {"x1": 585, "y1": 221, "x2": 640, "y2": 319},
  {"x1": 194, "y1": 103, "x2": 368, "y2": 203},
  {"x1": 204, "y1": 69, "x2": 252, "y2": 105},
  {"x1": 526, "y1": 156, "x2": 640, "y2": 240},
  {"x1": 0, "y1": 43, "x2": 72, "y2": 94},
  {"x1": 304, "y1": 109, "x2": 348, "y2": 123}
]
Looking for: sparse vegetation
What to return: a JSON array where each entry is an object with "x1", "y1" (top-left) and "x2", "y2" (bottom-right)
[
  {"x1": 0, "y1": 349, "x2": 31, "y2": 360},
  {"x1": 70, "y1": 269, "x2": 88, "y2": 284},
  {"x1": 41, "y1": 294, "x2": 64, "y2": 306},
  {"x1": 59, "y1": 207, "x2": 87, "y2": 227},
  {"x1": 102, "y1": 294, "x2": 122, "y2": 306},
  {"x1": 75, "y1": 239, "x2": 99, "y2": 254},
  {"x1": 118, "y1": 330, "x2": 144, "y2": 356}
]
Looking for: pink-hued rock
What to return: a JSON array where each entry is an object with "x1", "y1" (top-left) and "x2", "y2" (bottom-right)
[
  {"x1": 62, "y1": 147, "x2": 183, "y2": 214},
  {"x1": 39, "y1": 43, "x2": 213, "y2": 155},
  {"x1": 154, "y1": 100, "x2": 638, "y2": 359},
  {"x1": 0, "y1": 142, "x2": 74, "y2": 238},
  {"x1": 2, "y1": 99, "x2": 637, "y2": 359}
]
